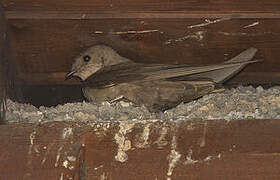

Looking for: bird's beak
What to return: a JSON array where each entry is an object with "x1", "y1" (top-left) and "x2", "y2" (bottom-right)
[{"x1": 65, "y1": 70, "x2": 77, "y2": 80}]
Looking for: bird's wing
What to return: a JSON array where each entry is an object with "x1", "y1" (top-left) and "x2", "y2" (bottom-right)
[
  {"x1": 183, "y1": 48, "x2": 259, "y2": 83},
  {"x1": 84, "y1": 48, "x2": 260, "y2": 88},
  {"x1": 84, "y1": 62, "x2": 184, "y2": 87}
]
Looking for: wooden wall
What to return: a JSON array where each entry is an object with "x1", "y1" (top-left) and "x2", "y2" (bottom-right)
[{"x1": 2, "y1": 0, "x2": 280, "y2": 85}]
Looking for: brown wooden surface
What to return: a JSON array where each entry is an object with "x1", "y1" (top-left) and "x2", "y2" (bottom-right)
[
  {"x1": 2, "y1": 0, "x2": 280, "y2": 13},
  {"x1": 1, "y1": 0, "x2": 280, "y2": 85},
  {"x1": 6, "y1": 18, "x2": 280, "y2": 85},
  {"x1": 1, "y1": 120, "x2": 280, "y2": 179}
]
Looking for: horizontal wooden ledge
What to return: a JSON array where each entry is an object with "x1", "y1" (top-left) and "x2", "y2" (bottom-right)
[
  {"x1": 18, "y1": 71, "x2": 280, "y2": 85},
  {"x1": 6, "y1": 11, "x2": 280, "y2": 20},
  {"x1": 1, "y1": 119, "x2": 280, "y2": 179}
]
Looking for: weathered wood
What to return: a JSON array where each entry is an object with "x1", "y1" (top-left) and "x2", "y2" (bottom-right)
[
  {"x1": 0, "y1": 3, "x2": 8, "y2": 122},
  {"x1": 82, "y1": 120, "x2": 280, "y2": 179},
  {"x1": 1, "y1": 0, "x2": 279, "y2": 85},
  {"x1": 6, "y1": 18, "x2": 279, "y2": 85},
  {"x1": 1, "y1": 120, "x2": 280, "y2": 179},
  {"x1": 0, "y1": 122, "x2": 86, "y2": 179},
  {"x1": 5, "y1": 12, "x2": 280, "y2": 20},
  {"x1": 2, "y1": 0, "x2": 280, "y2": 13}
]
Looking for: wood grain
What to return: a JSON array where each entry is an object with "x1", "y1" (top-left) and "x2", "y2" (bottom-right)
[
  {"x1": 1, "y1": 0, "x2": 280, "y2": 85},
  {"x1": 2, "y1": 0, "x2": 280, "y2": 13},
  {"x1": 1, "y1": 120, "x2": 280, "y2": 179},
  {"x1": 7, "y1": 18, "x2": 280, "y2": 84}
]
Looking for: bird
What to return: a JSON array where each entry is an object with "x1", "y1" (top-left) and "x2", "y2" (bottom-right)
[{"x1": 66, "y1": 45, "x2": 260, "y2": 112}]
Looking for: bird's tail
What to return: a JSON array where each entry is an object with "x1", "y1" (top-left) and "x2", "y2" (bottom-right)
[{"x1": 187, "y1": 48, "x2": 260, "y2": 83}]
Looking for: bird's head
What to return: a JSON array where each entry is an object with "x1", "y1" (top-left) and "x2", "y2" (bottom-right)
[{"x1": 66, "y1": 45, "x2": 127, "y2": 81}]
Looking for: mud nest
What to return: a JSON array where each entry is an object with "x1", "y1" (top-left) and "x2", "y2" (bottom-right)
[{"x1": 6, "y1": 86, "x2": 280, "y2": 124}]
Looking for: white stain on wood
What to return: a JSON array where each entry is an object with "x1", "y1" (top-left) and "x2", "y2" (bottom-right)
[
  {"x1": 164, "y1": 31, "x2": 205, "y2": 45},
  {"x1": 199, "y1": 121, "x2": 207, "y2": 147},
  {"x1": 94, "y1": 165, "x2": 104, "y2": 170},
  {"x1": 100, "y1": 172, "x2": 108, "y2": 180},
  {"x1": 243, "y1": 21, "x2": 259, "y2": 28},
  {"x1": 59, "y1": 173, "x2": 64, "y2": 180},
  {"x1": 67, "y1": 156, "x2": 76, "y2": 162},
  {"x1": 27, "y1": 130, "x2": 37, "y2": 174},
  {"x1": 184, "y1": 149, "x2": 198, "y2": 165},
  {"x1": 62, "y1": 127, "x2": 73, "y2": 139},
  {"x1": 167, "y1": 136, "x2": 181, "y2": 179},
  {"x1": 154, "y1": 126, "x2": 168, "y2": 147},
  {"x1": 55, "y1": 146, "x2": 64, "y2": 167},
  {"x1": 135, "y1": 123, "x2": 151, "y2": 148},
  {"x1": 94, "y1": 29, "x2": 159, "y2": 35},
  {"x1": 188, "y1": 18, "x2": 230, "y2": 29},
  {"x1": 29, "y1": 131, "x2": 36, "y2": 146},
  {"x1": 62, "y1": 160, "x2": 69, "y2": 168},
  {"x1": 218, "y1": 31, "x2": 272, "y2": 36},
  {"x1": 41, "y1": 143, "x2": 55, "y2": 165},
  {"x1": 114, "y1": 121, "x2": 135, "y2": 162}
]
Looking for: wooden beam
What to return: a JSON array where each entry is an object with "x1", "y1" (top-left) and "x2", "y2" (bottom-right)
[
  {"x1": 7, "y1": 18, "x2": 280, "y2": 85},
  {"x1": 2, "y1": 0, "x2": 280, "y2": 13},
  {"x1": 5, "y1": 12, "x2": 280, "y2": 20},
  {"x1": 1, "y1": 120, "x2": 280, "y2": 179}
]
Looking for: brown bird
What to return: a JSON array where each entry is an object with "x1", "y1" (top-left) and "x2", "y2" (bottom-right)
[{"x1": 67, "y1": 45, "x2": 260, "y2": 112}]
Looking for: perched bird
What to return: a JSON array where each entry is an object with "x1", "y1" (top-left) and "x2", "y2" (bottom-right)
[{"x1": 67, "y1": 45, "x2": 260, "y2": 112}]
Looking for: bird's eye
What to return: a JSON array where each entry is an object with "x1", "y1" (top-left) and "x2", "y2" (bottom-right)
[{"x1": 83, "y1": 55, "x2": 91, "y2": 62}]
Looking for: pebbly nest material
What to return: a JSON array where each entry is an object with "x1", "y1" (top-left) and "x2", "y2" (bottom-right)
[{"x1": 6, "y1": 86, "x2": 280, "y2": 124}]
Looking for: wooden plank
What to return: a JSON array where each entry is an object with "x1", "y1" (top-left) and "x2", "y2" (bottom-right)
[
  {"x1": 0, "y1": 122, "x2": 85, "y2": 180},
  {"x1": 5, "y1": 12, "x2": 280, "y2": 20},
  {"x1": 7, "y1": 18, "x2": 280, "y2": 84},
  {"x1": 1, "y1": 120, "x2": 280, "y2": 179},
  {"x1": 81, "y1": 119, "x2": 280, "y2": 179},
  {"x1": 2, "y1": 0, "x2": 280, "y2": 13}
]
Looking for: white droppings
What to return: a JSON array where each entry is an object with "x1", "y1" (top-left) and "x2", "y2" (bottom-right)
[
  {"x1": 184, "y1": 149, "x2": 198, "y2": 165},
  {"x1": 218, "y1": 31, "x2": 271, "y2": 36},
  {"x1": 114, "y1": 121, "x2": 135, "y2": 162},
  {"x1": 62, "y1": 127, "x2": 73, "y2": 139},
  {"x1": 29, "y1": 131, "x2": 36, "y2": 146},
  {"x1": 59, "y1": 173, "x2": 64, "y2": 180},
  {"x1": 100, "y1": 172, "x2": 107, "y2": 180},
  {"x1": 188, "y1": 18, "x2": 229, "y2": 29},
  {"x1": 81, "y1": 14, "x2": 86, "y2": 19},
  {"x1": 154, "y1": 127, "x2": 168, "y2": 147},
  {"x1": 167, "y1": 136, "x2": 181, "y2": 178},
  {"x1": 199, "y1": 122, "x2": 207, "y2": 147},
  {"x1": 34, "y1": 145, "x2": 40, "y2": 153},
  {"x1": 119, "y1": 101, "x2": 130, "y2": 108},
  {"x1": 55, "y1": 146, "x2": 64, "y2": 167},
  {"x1": 69, "y1": 165, "x2": 74, "y2": 170},
  {"x1": 41, "y1": 143, "x2": 54, "y2": 166},
  {"x1": 165, "y1": 31, "x2": 205, "y2": 45},
  {"x1": 26, "y1": 130, "x2": 37, "y2": 172},
  {"x1": 94, "y1": 165, "x2": 104, "y2": 170},
  {"x1": 94, "y1": 31, "x2": 104, "y2": 34},
  {"x1": 243, "y1": 21, "x2": 259, "y2": 28},
  {"x1": 67, "y1": 156, "x2": 76, "y2": 162},
  {"x1": 135, "y1": 123, "x2": 151, "y2": 148},
  {"x1": 203, "y1": 156, "x2": 212, "y2": 162},
  {"x1": 63, "y1": 160, "x2": 69, "y2": 168},
  {"x1": 94, "y1": 29, "x2": 159, "y2": 35}
]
